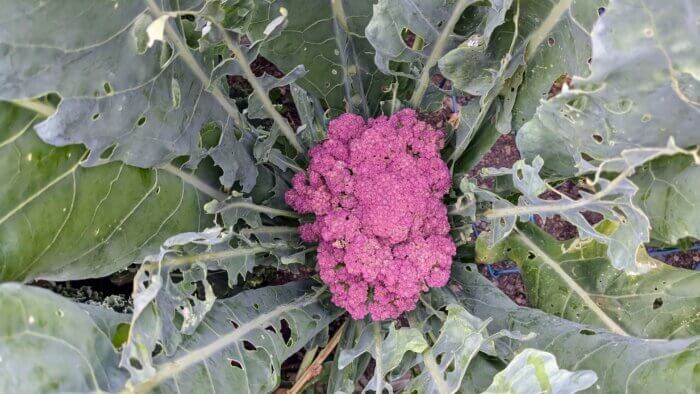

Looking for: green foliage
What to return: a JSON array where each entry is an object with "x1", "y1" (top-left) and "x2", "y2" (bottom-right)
[
  {"x1": 0, "y1": 102, "x2": 206, "y2": 282},
  {"x1": 452, "y1": 265, "x2": 700, "y2": 393},
  {"x1": 0, "y1": 0, "x2": 698, "y2": 392},
  {"x1": 0, "y1": 283, "x2": 129, "y2": 393},
  {"x1": 477, "y1": 223, "x2": 700, "y2": 339}
]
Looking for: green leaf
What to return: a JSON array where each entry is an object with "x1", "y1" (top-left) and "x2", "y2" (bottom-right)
[
  {"x1": 631, "y1": 153, "x2": 700, "y2": 244},
  {"x1": 0, "y1": 283, "x2": 129, "y2": 393},
  {"x1": 126, "y1": 280, "x2": 339, "y2": 393},
  {"x1": 289, "y1": 83, "x2": 328, "y2": 147},
  {"x1": 452, "y1": 264, "x2": 700, "y2": 393},
  {"x1": 517, "y1": 0, "x2": 700, "y2": 176},
  {"x1": 0, "y1": 0, "x2": 250, "y2": 170},
  {"x1": 404, "y1": 304, "x2": 499, "y2": 394},
  {"x1": 483, "y1": 349, "x2": 597, "y2": 394},
  {"x1": 35, "y1": 53, "x2": 234, "y2": 169},
  {"x1": 209, "y1": 125, "x2": 259, "y2": 192},
  {"x1": 438, "y1": 0, "x2": 514, "y2": 96},
  {"x1": 213, "y1": 58, "x2": 308, "y2": 120},
  {"x1": 473, "y1": 156, "x2": 653, "y2": 273},
  {"x1": 0, "y1": 0, "x2": 161, "y2": 100},
  {"x1": 327, "y1": 320, "x2": 371, "y2": 394},
  {"x1": 204, "y1": 195, "x2": 299, "y2": 229},
  {"x1": 250, "y1": 0, "x2": 390, "y2": 115},
  {"x1": 477, "y1": 223, "x2": 700, "y2": 339},
  {"x1": 121, "y1": 227, "x2": 268, "y2": 381},
  {"x1": 0, "y1": 103, "x2": 205, "y2": 282},
  {"x1": 437, "y1": 0, "x2": 519, "y2": 162},
  {"x1": 510, "y1": 0, "x2": 606, "y2": 130},
  {"x1": 367, "y1": 0, "x2": 478, "y2": 77},
  {"x1": 0, "y1": 281, "x2": 337, "y2": 394},
  {"x1": 338, "y1": 322, "x2": 428, "y2": 393},
  {"x1": 441, "y1": 0, "x2": 604, "y2": 167}
]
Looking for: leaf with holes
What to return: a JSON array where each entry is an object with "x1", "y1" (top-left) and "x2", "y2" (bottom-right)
[
  {"x1": 452, "y1": 264, "x2": 700, "y2": 393},
  {"x1": 120, "y1": 227, "x2": 269, "y2": 381},
  {"x1": 631, "y1": 152, "x2": 700, "y2": 244},
  {"x1": 477, "y1": 223, "x2": 700, "y2": 339},
  {"x1": 338, "y1": 322, "x2": 428, "y2": 393},
  {"x1": 250, "y1": 0, "x2": 392, "y2": 115},
  {"x1": 402, "y1": 304, "x2": 506, "y2": 393},
  {"x1": 0, "y1": 283, "x2": 129, "y2": 393},
  {"x1": 0, "y1": 0, "x2": 245, "y2": 170},
  {"x1": 482, "y1": 348, "x2": 597, "y2": 394},
  {"x1": 476, "y1": 156, "x2": 653, "y2": 273},
  {"x1": 517, "y1": 0, "x2": 700, "y2": 176},
  {"x1": 0, "y1": 102, "x2": 206, "y2": 282},
  {"x1": 440, "y1": 0, "x2": 605, "y2": 167},
  {"x1": 125, "y1": 280, "x2": 339, "y2": 393}
]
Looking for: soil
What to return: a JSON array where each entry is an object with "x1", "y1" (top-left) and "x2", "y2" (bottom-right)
[
  {"x1": 464, "y1": 133, "x2": 529, "y2": 304},
  {"x1": 467, "y1": 133, "x2": 521, "y2": 188},
  {"x1": 33, "y1": 276, "x2": 133, "y2": 313},
  {"x1": 227, "y1": 56, "x2": 302, "y2": 130},
  {"x1": 652, "y1": 249, "x2": 700, "y2": 270}
]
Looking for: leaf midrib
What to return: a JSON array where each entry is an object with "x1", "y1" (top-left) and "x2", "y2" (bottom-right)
[
  {"x1": 514, "y1": 228, "x2": 630, "y2": 336},
  {"x1": 0, "y1": 152, "x2": 86, "y2": 227},
  {"x1": 127, "y1": 290, "x2": 322, "y2": 394}
]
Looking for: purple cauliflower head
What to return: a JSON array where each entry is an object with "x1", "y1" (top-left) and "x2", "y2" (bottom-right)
[{"x1": 285, "y1": 109, "x2": 455, "y2": 320}]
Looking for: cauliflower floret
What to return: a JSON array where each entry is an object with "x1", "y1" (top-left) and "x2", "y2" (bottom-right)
[{"x1": 286, "y1": 109, "x2": 455, "y2": 320}]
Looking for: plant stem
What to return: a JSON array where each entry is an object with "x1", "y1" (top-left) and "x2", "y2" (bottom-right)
[
  {"x1": 513, "y1": 226, "x2": 629, "y2": 336},
  {"x1": 409, "y1": 0, "x2": 470, "y2": 108},
  {"x1": 525, "y1": 0, "x2": 573, "y2": 63},
  {"x1": 213, "y1": 199, "x2": 301, "y2": 219},
  {"x1": 214, "y1": 24, "x2": 305, "y2": 154},
  {"x1": 331, "y1": 0, "x2": 370, "y2": 118},
  {"x1": 239, "y1": 226, "x2": 298, "y2": 237},
  {"x1": 372, "y1": 323, "x2": 384, "y2": 393},
  {"x1": 146, "y1": 246, "x2": 267, "y2": 270},
  {"x1": 484, "y1": 169, "x2": 629, "y2": 219},
  {"x1": 162, "y1": 164, "x2": 228, "y2": 201},
  {"x1": 12, "y1": 99, "x2": 55, "y2": 117},
  {"x1": 145, "y1": 0, "x2": 244, "y2": 129},
  {"x1": 288, "y1": 321, "x2": 347, "y2": 394}
]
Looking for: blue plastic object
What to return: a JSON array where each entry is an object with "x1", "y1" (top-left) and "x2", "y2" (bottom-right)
[{"x1": 486, "y1": 264, "x2": 521, "y2": 278}]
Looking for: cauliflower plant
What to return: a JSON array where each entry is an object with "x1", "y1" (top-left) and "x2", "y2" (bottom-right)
[{"x1": 286, "y1": 109, "x2": 455, "y2": 320}]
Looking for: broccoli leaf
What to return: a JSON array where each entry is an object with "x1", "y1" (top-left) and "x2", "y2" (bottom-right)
[
  {"x1": 477, "y1": 223, "x2": 700, "y2": 339},
  {"x1": 0, "y1": 102, "x2": 206, "y2": 282},
  {"x1": 0, "y1": 280, "x2": 337, "y2": 394},
  {"x1": 0, "y1": 1, "x2": 242, "y2": 170},
  {"x1": 517, "y1": 0, "x2": 700, "y2": 176},
  {"x1": 482, "y1": 349, "x2": 597, "y2": 394},
  {"x1": 250, "y1": 0, "x2": 390, "y2": 115},
  {"x1": 327, "y1": 320, "x2": 372, "y2": 394},
  {"x1": 367, "y1": 0, "x2": 478, "y2": 78},
  {"x1": 471, "y1": 156, "x2": 654, "y2": 273},
  {"x1": 441, "y1": 0, "x2": 604, "y2": 167},
  {"x1": 0, "y1": 0, "x2": 163, "y2": 100},
  {"x1": 120, "y1": 227, "x2": 267, "y2": 381},
  {"x1": 125, "y1": 280, "x2": 339, "y2": 393},
  {"x1": 35, "y1": 53, "x2": 234, "y2": 169},
  {"x1": 510, "y1": 0, "x2": 606, "y2": 130},
  {"x1": 0, "y1": 283, "x2": 129, "y2": 393},
  {"x1": 452, "y1": 264, "x2": 700, "y2": 393},
  {"x1": 403, "y1": 304, "x2": 502, "y2": 394},
  {"x1": 631, "y1": 153, "x2": 700, "y2": 244},
  {"x1": 338, "y1": 322, "x2": 428, "y2": 393},
  {"x1": 335, "y1": 296, "x2": 595, "y2": 393}
]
